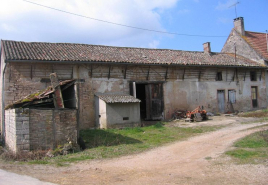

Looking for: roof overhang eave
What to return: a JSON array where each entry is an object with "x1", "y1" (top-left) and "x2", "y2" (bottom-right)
[{"x1": 5, "y1": 59, "x2": 268, "y2": 69}]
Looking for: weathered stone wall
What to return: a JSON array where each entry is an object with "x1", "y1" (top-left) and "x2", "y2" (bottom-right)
[
  {"x1": 5, "y1": 108, "x2": 30, "y2": 152},
  {"x1": 2, "y1": 62, "x2": 267, "y2": 130},
  {"x1": 5, "y1": 108, "x2": 77, "y2": 152},
  {"x1": 29, "y1": 109, "x2": 77, "y2": 150}
]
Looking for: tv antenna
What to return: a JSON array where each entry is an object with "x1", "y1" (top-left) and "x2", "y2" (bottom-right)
[{"x1": 229, "y1": 1, "x2": 240, "y2": 18}]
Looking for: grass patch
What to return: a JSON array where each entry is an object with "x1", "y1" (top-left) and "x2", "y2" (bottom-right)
[
  {"x1": 225, "y1": 129, "x2": 268, "y2": 164},
  {"x1": 14, "y1": 123, "x2": 222, "y2": 165},
  {"x1": 239, "y1": 109, "x2": 268, "y2": 118}
]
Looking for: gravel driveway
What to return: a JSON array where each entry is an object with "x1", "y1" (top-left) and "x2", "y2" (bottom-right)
[{"x1": 1, "y1": 116, "x2": 268, "y2": 185}]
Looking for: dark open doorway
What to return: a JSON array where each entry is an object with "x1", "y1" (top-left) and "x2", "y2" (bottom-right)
[
  {"x1": 136, "y1": 84, "x2": 146, "y2": 120},
  {"x1": 132, "y1": 82, "x2": 164, "y2": 121}
]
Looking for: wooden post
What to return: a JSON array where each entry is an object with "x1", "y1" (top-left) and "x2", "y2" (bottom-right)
[{"x1": 50, "y1": 73, "x2": 64, "y2": 108}]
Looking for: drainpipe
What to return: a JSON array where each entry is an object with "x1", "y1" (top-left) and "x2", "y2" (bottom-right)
[{"x1": 1, "y1": 63, "x2": 7, "y2": 143}]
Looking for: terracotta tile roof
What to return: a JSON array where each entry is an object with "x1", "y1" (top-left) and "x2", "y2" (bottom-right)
[
  {"x1": 1, "y1": 40, "x2": 265, "y2": 68},
  {"x1": 96, "y1": 93, "x2": 141, "y2": 103},
  {"x1": 244, "y1": 31, "x2": 268, "y2": 60}
]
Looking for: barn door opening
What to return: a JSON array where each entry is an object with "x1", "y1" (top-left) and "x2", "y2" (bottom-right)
[
  {"x1": 131, "y1": 82, "x2": 164, "y2": 121},
  {"x1": 217, "y1": 90, "x2": 225, "y2": 113}
]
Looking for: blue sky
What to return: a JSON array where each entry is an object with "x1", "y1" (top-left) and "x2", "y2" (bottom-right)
[{"x1": 0, "y1": 0, "x2": 267, "y2": 52}]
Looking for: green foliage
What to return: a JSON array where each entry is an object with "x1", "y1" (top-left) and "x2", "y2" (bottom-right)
[{"x1": 226, "y1": 149, "x2": 259, "y2": 159}]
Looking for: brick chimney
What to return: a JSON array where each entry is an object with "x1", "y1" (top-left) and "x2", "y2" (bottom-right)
[
  {"x1": 234, "y1": 17, "x2": 245, "y2": 36},
  {"x1": 203, "y1": 42, "x2": 211, "y2": 53}
]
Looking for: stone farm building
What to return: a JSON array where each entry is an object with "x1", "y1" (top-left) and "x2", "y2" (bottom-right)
[{"x1": 0, "y1": 38, "x2": 267, "y2": 151}]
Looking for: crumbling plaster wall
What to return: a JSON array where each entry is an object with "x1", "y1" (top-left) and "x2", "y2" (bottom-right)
[
  {"x1": 2, "y1": 62, "x2": 267, "y2": 130},
  {"x1": 221, "y1": 29, "x2": 268, "y2": 108}
]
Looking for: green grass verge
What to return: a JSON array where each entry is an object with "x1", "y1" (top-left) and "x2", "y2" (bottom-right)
[
  {"x1": 225, "y1": 130, "x2": 268, "y2": 164},
  {"x1": 30, "y1": 122, "x2": 222, "y2": 165}
]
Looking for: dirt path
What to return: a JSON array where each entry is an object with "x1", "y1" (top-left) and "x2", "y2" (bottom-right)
[{"x1": 1, "y1": 119, "x2": 268, "y2": 185}]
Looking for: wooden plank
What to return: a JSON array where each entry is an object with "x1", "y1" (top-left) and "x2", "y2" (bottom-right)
[
  {"x1": 50, "y1": 73, "x2": 64, "y2": 109},
  {"x1": 146, "y1": 66, "x2": 150, "y2": 80}
]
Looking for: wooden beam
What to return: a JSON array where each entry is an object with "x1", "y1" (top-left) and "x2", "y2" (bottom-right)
[
  {"x1": 124, "y1": 65, "x2": 127, "y2": 79},
  {"x1": 30, "y1": 65, "x2": 33, "y2": 80},
  {"x1": 9, "y1": 64, "x2": 11, "y2": 82},
  {"x1": 50, "y1": 73, "x2": 64, "y2": 109},
  {"x1": 71, "y1": 66, "x2": 74, "y2": 79},
  {"x1": 198, "y1": 71, "x2": 202, "y2": 81},
  {"x1": 236, "y1": 68, "x2": 238, "y2": 81},
  {"x1": 61, "y1": 81, "x2": 76, "y2": 92},
  {"x1": 165, "y1": 67, "x2": 168, "y2": 81},
  {"x1": 108, "y1": 65, "x2": 111, "y2": 79},
  {"x1": 90, "y1": 64, "x2": 93, "y2": 78},
  {"x1": 226, "y1": 68, "x2": 228, "y2": 81},
  {"x1": 182, "y1": 68, "x2": 186, "y2": 81},
  {"x1": 232, "y1": 69, "x2": 236, "y2": 81},
  {"x1": 146, "y1": 66, "x2": 150, "y2": 80}
]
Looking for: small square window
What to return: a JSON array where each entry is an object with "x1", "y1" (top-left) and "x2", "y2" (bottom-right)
[
  {"x1": 250, "y1": 71, "x2": 257, "y2": 81},
  {"x1": 216, "y1": 72, "x2": 222, "y2": 81}
]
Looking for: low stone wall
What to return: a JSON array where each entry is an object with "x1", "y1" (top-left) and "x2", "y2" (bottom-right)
[
  {"x1": 5, "y1": 108, "x2": 77, "y2": 153},
  {"x1": 5, "y1": 108, "x2": 30, "y2": 152}
]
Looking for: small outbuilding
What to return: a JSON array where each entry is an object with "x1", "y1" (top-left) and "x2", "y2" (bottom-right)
[{"x1": 95, "y1": 93, "x2": 141, "y2": 129}]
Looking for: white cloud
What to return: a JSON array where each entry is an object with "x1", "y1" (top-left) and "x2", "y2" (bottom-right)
[
  {"x1": 0, "y1": 0, "x2": 179, "y2": 48},
  {"x1": 216, "y1": 0, "x2": 238, "y2": 10},
  {"x1": 148, "y1": 40, "x2": 160, "y2": 48}
]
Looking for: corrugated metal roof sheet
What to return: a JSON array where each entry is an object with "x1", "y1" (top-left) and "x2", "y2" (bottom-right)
[
  {"x1": 96, "y1": 94, "x2": 141, "y2": 103},
  {"x1": 1, "y1": 40, "x2": 266, "y2": 68}
]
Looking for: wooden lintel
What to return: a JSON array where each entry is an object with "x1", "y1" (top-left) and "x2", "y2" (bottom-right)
[
  {"x1": 108, "y1": 65, "x2": 111, "y2": 79},
  {"x1": 124, "y1": 65, "x2": 127, "y2": 79},
  {"x1": 165, "y1": 67, "x2": 168, "y2": 81},
  {"x1": 146, "y1": 66, "x2": 150, "y2": 80}
]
